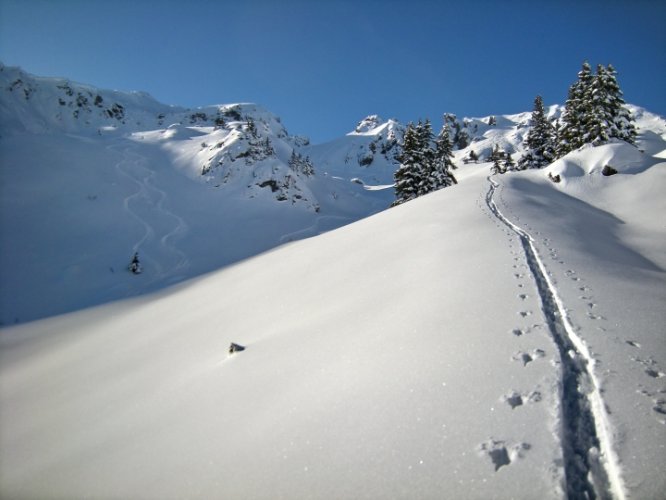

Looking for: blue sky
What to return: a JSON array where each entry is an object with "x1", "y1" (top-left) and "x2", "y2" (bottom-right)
[{"x1": 1, "y1": 0, "x2": 664, "y2": 143}]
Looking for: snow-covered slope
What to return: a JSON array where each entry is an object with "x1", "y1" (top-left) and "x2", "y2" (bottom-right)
[
  {"x1": 303, "y1": 114, "x2": 404, "y2": 186},
  {"x1": 1, "y1": 64, "x2": 665, "y2": 499},
  {"x1": 2, "y1": 128, "x2": 664, "y2": 497},
  {"x1": 0, "y1": 65, "x2": 395, "y2": 323}
]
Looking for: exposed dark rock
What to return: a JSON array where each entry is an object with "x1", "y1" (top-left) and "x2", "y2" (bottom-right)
[
  {"x1": 601, "y1": 165, "x2": 618, "y2": 176},
  {"x1": 229, "y1": 343, "x2": 246, "y2": 354}
]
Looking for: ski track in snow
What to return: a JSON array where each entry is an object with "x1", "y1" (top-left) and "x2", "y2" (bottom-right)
[
  {"x1": 110, "y1": 143, "x2": 190, "y2": 282},
  {"x1": 485, "y1": 176, "x2": 626, "y2": 500}
]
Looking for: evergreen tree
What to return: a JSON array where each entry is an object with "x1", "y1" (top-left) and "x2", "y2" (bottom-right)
[
  {"x1": 488, "y1": 144, "x2": 503, "y2": 164},
  {"x1": 504, "y1": 152, "x2": 515, "y2": 171},
  {"x1": 518, "y1": 95, "x2": 556, "y2": 169},
  {"x1": 557, "y1": 61, "x2": 594, "y2": 156},
  {"x1": 490, "y1": 146, "x2": 505, "y2": 174},
  {"x1": 246, "y1": 117, "x2": 258, "y2": 138},
  {"x1": 491, "y1": 157, "x2": 504, "y2": 175},
  {"x1": 288, "y1": 150, "x2": 315, "y2": 176},
  {"x1": 393, "y1": 122, "x2": 424, "y2": 205},
  {"x1": 288, "y1": 149, "x2": 298, "y2": 170},
  {"x1": 464, "y1": 149, "x2": 479, "y2": 163},
  {"x1": 582, "y1": 64, "x2": 636, "y2": 146},
  {"x1": 415, "y1": 119, "x2": 435, "y2": 197},
  {"x1": 431, "y1": 125, "x2": 458, "y2": 189},
  {"x1": 393, "y1": 118, "x2": 459, "y2": 206},
  {"x1": 301, "y1": 155, "x2": 314, "y2": 176},
  {"x1": 128, "y1": 252, "x2": 142, "y2": 274},
  {"x1": 557, "y1": 61, "x2": 636, "y2": 156},
  {"x1": 605, "y1": 64, "x2": 637, "y2": 144}
]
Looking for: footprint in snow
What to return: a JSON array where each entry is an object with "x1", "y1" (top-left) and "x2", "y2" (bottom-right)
[
  {"x1": 511, "y1": 328, "x2": 525, "y2": 337},
  {"x1": 518, "y1": 294, "x2": 528, "y2": 300},
  {"x1": 512, "y1": 349, "x2": 546, "y2": 366},
  {"x1": 645, "y1": 368, "x2": 665, "y2": 379},
  {"x1": 518, "y1": 311, "x2": 532, "y2": 318},
  {"x1": 501, "y1": 390, "x2": 542, "y2": 409},
  {"x1": 637, "y1": 389, "x2": 666, "y2": 423},
  {"x1": 478, "y1": 439, "x2": 531, "y2": 472},
  {"x1": 633, "y1": 356, "x2": 665, "y2": 379},
  {"x1": 504, "y1": 391, "x2": 523, "y2": 409},
  {"x1": 625, "y1": 340, "x2": 641, "y2": 348}
]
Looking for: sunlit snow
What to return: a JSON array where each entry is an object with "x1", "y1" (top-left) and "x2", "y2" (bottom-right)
[{"x1": 1, "y1": 64, "x2": 665, "y2": 499}]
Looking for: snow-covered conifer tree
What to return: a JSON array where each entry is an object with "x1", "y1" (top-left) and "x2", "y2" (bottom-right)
[
  {"x1": 415, "y1": 119, "x2": 435, "y2": 197},
  {"x1": 431, "y1": 124, "x2": 458, "y2": 188},
  {"x1": 128, "y1": 252, "x2": 142, "y2": 274},
  {"x1": 557, "y1": 61, "x2": 594, "y2": 157},
  {"x1": 582, "y1": 64, "x2": 636, "y2": 146},
  {"x1": 557, "y1": 61, "x2": 636, "y2": 156},
  {"x1": 604, "y1": 64, "x2": 637, "y2": 145},
  {"x1": 488, "y1": 144, "x2": 503, "y2": 164},
  {"x1": 288, "y1": 150, "x2": 315, "y2": 176},
  {"x1": 518, "y1": 95, "x2": 556, "y2": 169},
  {"x1": 394, "y1": 118, "x2": 458, "y2": 205},
  {"x1": 465, "y1": 149, "x2": 479, "y2": 163},
  {"x1": 393, "y1": 122, "x2": 424, "y2": 205},
  {"x1": 490, "y1": 146, "x2": 505, "y2": 175}
]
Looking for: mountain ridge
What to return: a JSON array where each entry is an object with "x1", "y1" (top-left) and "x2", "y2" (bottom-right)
[{"x1": 1, "y1": 64, "x2": 663, "y2": 324}]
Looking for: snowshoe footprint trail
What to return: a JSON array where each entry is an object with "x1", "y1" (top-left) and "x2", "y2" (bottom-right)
[{"x1": 485, "y1": 177, "x2": 626, "y2": 500}]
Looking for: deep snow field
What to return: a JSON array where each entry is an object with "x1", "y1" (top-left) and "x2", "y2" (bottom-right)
[
  {"x1": 1, "y1": 66, "x2": 665, "y2": 499},
  {"x1": 0, "y1": 64, "x2": 399, "y2": 324}
]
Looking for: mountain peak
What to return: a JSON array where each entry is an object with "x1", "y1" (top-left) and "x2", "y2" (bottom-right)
[{"x1": 350, "y1": 115, "x2": 386, "y2": 135}]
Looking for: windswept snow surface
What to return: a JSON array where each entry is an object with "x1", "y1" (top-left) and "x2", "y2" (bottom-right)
[{"x1": 2, "y1": 128, "x2": 665, "y2": 498}]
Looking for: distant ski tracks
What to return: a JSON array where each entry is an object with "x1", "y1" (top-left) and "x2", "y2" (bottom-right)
[
  {"x1": 485, "y1": 177, "x2": 625, "y2": 500},
  {"x1": 111, "y1": 142, "x2": 190, "y2": 281}
]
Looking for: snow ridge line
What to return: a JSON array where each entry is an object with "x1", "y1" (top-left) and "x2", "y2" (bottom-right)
[{"x1": 485, "y1": 177, "x2": 625, "y2": 500}]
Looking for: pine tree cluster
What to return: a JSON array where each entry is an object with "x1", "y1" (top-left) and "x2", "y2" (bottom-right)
[
  {"x1": 288, "y1": 150, "x2": 315, "y2": 176},
  {"x1": 512, "y1": 61, "x2": 636, "y2": 172},
  {"x1": 392, "y1": 61, "x2": 635, "y2": 199},
  {"x1": 488, "y1": 144, "x2": 515, "y2": 174},
  {"x1": 393, "y1": 119, "x2": 457, "y2": 206}
]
